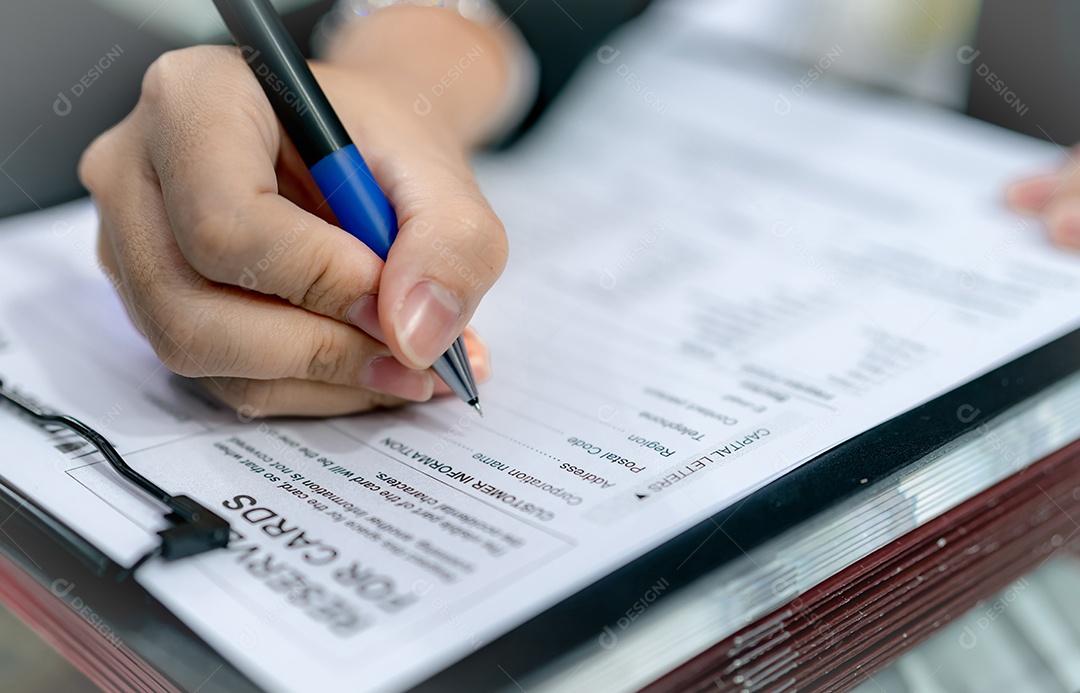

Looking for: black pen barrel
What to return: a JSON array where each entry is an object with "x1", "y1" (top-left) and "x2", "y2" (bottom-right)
[{"x1": 213, "y1": 0, "x2": 351, "y2": 167}]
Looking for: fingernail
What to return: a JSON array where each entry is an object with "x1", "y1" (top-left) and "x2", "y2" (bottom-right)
[
  {"x1": 472, "y1": 352, "x2": 491, "y2": 383},
  {"x1": 394, "y1": 280, "x2": 462, "y2": 367},
  {"x1": 361, "y1": 357, "x2": 434, "y2": 401},
  {"x1": 1006, "y1": 175, "x2": 1058, "y2": 212},
  {"x1": 433, "y1": 341, "x2": 490, "y2": 396},
  {"x1": 463, "y1": 333, "x2": 492, "y2": 382},
  {"x1": 347, "y1": 294, "x2": 386, "y2": 342}
]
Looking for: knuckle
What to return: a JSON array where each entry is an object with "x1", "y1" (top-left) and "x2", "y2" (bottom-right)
[
  {"x1": 293, "y1": 262, "x2": 333, "y2": 309},
  {"x1": 139, "y1": 54, "x2": 171, "y2": 105},
  {"x1": 184, "y1": 207, "x2": 250, "y2": 279},
  {"x1": 417, "y1": 197, "x2": 509, "y2": 291},
  {"x1": 222, "y1": 379, "x2": 281, "y2": 418},
  {"x1": 77, "y1": 132, "x2": 113, "y2": 196},
  {"x1": 140, "y1": 50, "x2": 196, "y2": 107},
  {"x1": 291, "y1": 256, "x2": 353, "y2": 316},
  {"x1": 475, "y1": 209, "x2": 509, "y2": 276},
  {"x1": 354, "y1": 392, "x2": 406, "y2": 414},
  {"x1": 141, "y1": 47, "x2": 227, "y2": 106},
  {"x1": 146, "y1": 303, "x2": 213, "y2": 377},
  {"x1": 303, "y1": 329, "x2": 358, "y2": 384},
  {"x1": 96, "y1": 233, "x2": 122, "y2": 289},
  {"x1": 366, "y1": 390, "x2": 410, "y2": 409},
  {"x1": 141, "y1": 47, "x2": 273, "y2": 154}
]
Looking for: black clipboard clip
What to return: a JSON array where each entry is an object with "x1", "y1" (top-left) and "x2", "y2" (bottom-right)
[{"x1": 0, "y1": 377, "x2": 229, "y2": 561}]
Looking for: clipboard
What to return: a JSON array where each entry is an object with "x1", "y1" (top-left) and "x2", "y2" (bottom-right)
[
  {"x1": 2, "y1": 17, "x2": 1079, "y2": 692},
  {"x1": 410, "y1": 325, "x2": 1080, "y2": 690},
  {"x1": 2, "y1": 324, "x2": 1079, "y2": 691}
]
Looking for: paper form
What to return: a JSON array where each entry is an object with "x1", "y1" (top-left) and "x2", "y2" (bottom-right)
[{"x1": 1, "y1": 16, "x2": 1078, "y2": 692}]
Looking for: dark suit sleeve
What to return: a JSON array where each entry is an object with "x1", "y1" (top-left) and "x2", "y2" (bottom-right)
[
  {"x1": 0, "y1": 0, "x2": 334, "y2": 219},
  {"x1": 492, "y1": 0, "x2": 653, "y2": 135},
  {"x1": 967, "y1": 0, "x2": 1080, "y2": 145}
]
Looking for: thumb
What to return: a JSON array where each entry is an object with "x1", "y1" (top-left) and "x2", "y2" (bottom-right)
[{"x1": 378, "y1": 184, "x2": 508, "y2": 369}]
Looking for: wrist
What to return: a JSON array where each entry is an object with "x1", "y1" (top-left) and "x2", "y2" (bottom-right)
[{"x1": 322, "y1": 5, "x2": 514, "y2": 146}]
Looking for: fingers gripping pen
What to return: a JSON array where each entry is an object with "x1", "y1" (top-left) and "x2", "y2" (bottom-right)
[{"x1": 214, "y1": 0, "x2": 482, "y2": 414}]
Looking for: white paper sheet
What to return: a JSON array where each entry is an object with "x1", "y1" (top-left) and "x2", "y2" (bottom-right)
[{"x1": 0, "y1": 18, "x2": 1076, "y2": 693}]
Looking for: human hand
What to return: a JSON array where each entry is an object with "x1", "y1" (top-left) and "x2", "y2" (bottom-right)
[
  {"x1": 1006, "y1": 149, "x2": 1080, "y2": 249},
  {"x1": 78, "y1": 40, "x2": 508, "y2": 417}
]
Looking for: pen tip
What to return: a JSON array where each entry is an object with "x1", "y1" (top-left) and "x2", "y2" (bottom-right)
[{"x1": 471, "y1": 400, "x2": 483, "y2": 417}]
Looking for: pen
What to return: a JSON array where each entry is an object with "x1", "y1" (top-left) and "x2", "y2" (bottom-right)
[{"x1": 213, "y1": 0, "x2": 482, "y2": 415}]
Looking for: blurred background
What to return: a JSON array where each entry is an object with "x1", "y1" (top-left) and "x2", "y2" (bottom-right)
[
  {"x1": 3, "y1": 0, "x2": 1080, "y2": 691},
  {"x1": 8, "y1": 554, "x2": 1080, "y2": 691},
  {"x1": 0, "y1": 601, "x2": 97, "y2": 692},
  {"x1": 2, "y1": 0, "x2": 1079, "y2": 219}
]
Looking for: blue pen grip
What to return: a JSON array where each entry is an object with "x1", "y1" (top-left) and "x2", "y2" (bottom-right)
[{"x1": 309, "y1": 144, "x2": 398, "y2": 261}]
